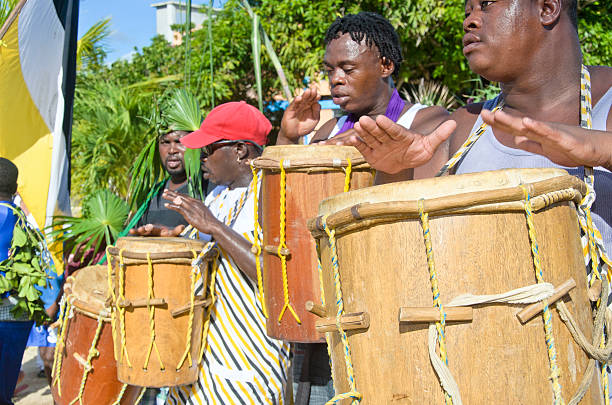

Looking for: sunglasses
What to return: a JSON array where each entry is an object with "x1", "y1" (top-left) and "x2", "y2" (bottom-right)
[{"x1": 200, "y1": 139, "x2": 263, "y2": 158}]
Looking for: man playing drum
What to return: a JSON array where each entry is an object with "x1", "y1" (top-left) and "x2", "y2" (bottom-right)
[{"x1": 162, "y1": 101, "x2": 290, "y2": 404}]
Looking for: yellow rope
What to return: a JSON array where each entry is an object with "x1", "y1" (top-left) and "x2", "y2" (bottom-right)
[
  {"x1": 143, "y1": 253, "x2": 164, "y2": 370},
  {"x1": 343, "y1": 158, "x2": 352, "y2": 193},
  {"x1": 69, "y1": 316, "x2": 104, "y2": 405},
  {"x1": 52, "y1": 298, "x2": 71, "y2": 395},
  {"x1": 321, "y1": 215, "x2": 361, "y2": 405},
  {"x1": 176, "y1": 250, "x2": 198, "y2": 370},
  {"x1": 521, "y1": 186, "x2": 564, "y2": 405},
  {"x1": 132, "y1": 387, "x2": 147, "y2": 405},
  {"x1": 250, "y1": 165, "x2": 268, "y2": 317},
  {"x1": 110, "y1": 384, "x2": 130, "y2": 405},
  {"x1": 117, "y1": 249, "x2": 132, "y2": 367},
  {"x1": 199, "y1": 249, "x2": 220, "y2": 361},
  {"x1": 417, "y1": 200, "x2": 453, "y2": 405},
  {"x1": 277, "y1": 159, "x2": 301, "y2": 324},
  {"x1": 106, "y1": 247, "x2": 119, "y2": 361}
]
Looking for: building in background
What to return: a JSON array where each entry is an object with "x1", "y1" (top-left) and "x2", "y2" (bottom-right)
[{"x1": 151, "y1": 1, "x2": 220, "y2": 45}]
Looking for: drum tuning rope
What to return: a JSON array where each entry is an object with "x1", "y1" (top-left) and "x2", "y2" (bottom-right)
[
  {"x1": 417, "y1": 199, "x2": 456, "y2": 405},
  {"x1": 132, "y1": 387, "x2": 148, "y2": 405},
  {"x1": 110, "y1": 384, "x2": 130, "y2": 405},
  {"x1": 52, "y1": 297, "x2": 72, "y2": 395},
  {"x1": 321, "y1": 215, "x2": 361, "y2": 405},
  {"x1": 250, "y1": 164, "x2": 268, "y2": 317},
  {"x1": 521, "y1": 186, "x2": 564, "y2": 405},
  {"x1": 106, "y1": 247, "x2": 119, "y2": 361},
  {"x1": 343, "y1": 158, "x2": 352, "y2": 193},
  {"x1": 277, "y1": 159, "x2": 301, "y2": 324},
  {"x1": 116, "y1": 249, "x2": 133, "y2": 367},
  {"x1": 143, "y1": 253, "x2": 165, "y2": 370},
  {"x1": 69, "y1": 316, "x2": 105, "y2": 405},
  {"x1": 176, "y1": 250, "x2": 199, "y2": 370}
]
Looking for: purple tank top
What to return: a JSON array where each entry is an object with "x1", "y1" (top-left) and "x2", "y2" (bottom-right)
[{"x1": 455, "y1": 87, "x2": 612, "y2": 255}]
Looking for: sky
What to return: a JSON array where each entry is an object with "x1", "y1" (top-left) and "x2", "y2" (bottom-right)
[{"x1": 78, "y1": 1, "x2": 226, "y2": 63}]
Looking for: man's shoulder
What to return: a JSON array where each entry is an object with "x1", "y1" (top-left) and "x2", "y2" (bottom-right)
[
  {"x1": 590, "y1": 66, "x2": 612, "y2": 105},
  {"x1": 448, "y1": 102, "x2": 485, "y2": 154}
]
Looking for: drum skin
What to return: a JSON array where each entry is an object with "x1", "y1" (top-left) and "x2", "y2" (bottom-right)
[
  {"x1": 255, "y1": 145, "x2": 373, "y2": 342},
  {"x1": 109, "y1": 237, "x2": 210, "y2": 387},
  {"x1": 311, "y1": 169, "x2": 601, "y2": 404},
  {"x1": 52, "y1": 265, "x2": 141, "y2": 405}
]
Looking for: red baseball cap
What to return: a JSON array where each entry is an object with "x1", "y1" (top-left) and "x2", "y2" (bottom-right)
[{"x1": 180, "y1": 101, "x2": 272, "y2": 149}]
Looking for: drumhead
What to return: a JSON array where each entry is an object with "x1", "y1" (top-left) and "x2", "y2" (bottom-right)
[
  {"x1": 317, "y1": 168, "x2": 583, "y2": 216},
  {"x1": 252, "y1": 145, "x2": 368, "y2": 169},
  {"x1": 115, "y1": 237, "x2": 206, "y2": 253},
  {"x1": 66, "y1": 265, "x2": 109, "y2": 317}
]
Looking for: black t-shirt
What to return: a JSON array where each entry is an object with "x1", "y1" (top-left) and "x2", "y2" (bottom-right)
[{"x1": 136, "y1": 181, "x2": 190, "y2": 228}]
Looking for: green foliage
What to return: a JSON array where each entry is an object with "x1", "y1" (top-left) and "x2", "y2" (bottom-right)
[
  {"x1": 0, "y1": 204, "x2": 50, "y2": 325},
  {"x1": 402, "y1": 79, "x2": 459, "y2": 110},
  {"x1": 48, "y1": 189, "x2": 129, "y2": 264},
  {"x1": 76, "y1": 17, "x2": 111, "y2": 71},
  {"x1": 462, "y1": 77, "x2": 501, "y2": 105},
  {"x1": 0, "y1": 0, "x2": 18, "y2": 30},
  {"x1": 579, "y1": 1, "x2": 612, "y2": 67}
]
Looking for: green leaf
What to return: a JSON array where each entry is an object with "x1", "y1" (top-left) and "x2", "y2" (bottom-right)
[{"x1": 12, "y1": 226, "x2": 27, "y2": 248}]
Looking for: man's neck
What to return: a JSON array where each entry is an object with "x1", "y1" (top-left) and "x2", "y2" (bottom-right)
[
  {"x1": 360, "y1": 85, "x2": 394, "y2": 119},
  {"x1": 0, "y1": 193, "x2": 13, "y2": 202},
  {"x1": 168, "y1": 174, "x2": 187, "y2": 191},
  {"x1": 500, "y1": 30, "x2": 583, "y2": 124}
]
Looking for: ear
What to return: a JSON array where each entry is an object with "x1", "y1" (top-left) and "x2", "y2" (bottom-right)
[
  {"x1": 380, "y1": 57, "x2": 395, "y2": 78},
  {"x1": 235, "y1": 143, "x2": 249, "y2": 160},
  {"x1": 539, "y1": 0, "x2": 562, "y2": 27}
]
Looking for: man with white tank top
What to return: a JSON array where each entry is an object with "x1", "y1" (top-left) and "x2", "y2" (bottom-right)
[{"x1": 276, "y1": 12, "x2": 449, "y2": 404}]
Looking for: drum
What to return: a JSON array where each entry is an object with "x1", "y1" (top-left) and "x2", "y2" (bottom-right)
[
  {"x1": 252, "y1": 145, "x2": 373, "y2": 342},
  {"x1": 107, "y1": 237, "x2": 215, "y2": 387},
  {"x1": 309, "y1": 169, "x2": 601, "y2": 404},
  {"x1": 51, "y1": 265, "x2": 142, "y2": 405}
]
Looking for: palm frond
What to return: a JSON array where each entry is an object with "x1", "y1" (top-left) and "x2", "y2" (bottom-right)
[
  {"x1": 0, "y1": 0, "x2": 18, "y2": 30},
  {"x1": 77, "y1": 17, "x2": 111, "y2": 70},
  {"x1": 401, "y1": 79, "x2": 459, "y2": 111},
  {"x1": 163, "y1": 89, "x2": 202, "y2": 132}
]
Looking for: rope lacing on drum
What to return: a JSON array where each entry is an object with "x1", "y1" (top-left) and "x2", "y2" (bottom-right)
[
  {"x1": 143, "y1": 252, "x2": 165, "y2": 370},
  {"x1": 106, "y1": 248, "x2": 119, "y2": 361},
  {"x1": 321, "y1": 215, "x2": 361, "y2": 405},
  {"x1": 343, "y1": 158, "x2": 352, "y2": 193},
  {"x1": 521, "y1": 186, "x2": 564, "y2": 405},
  {"x1": 277, "y1": 159, "x2": 301, "y2": 324},
  {"x1": 116, "y1": 248, "x2": 133, "y2": 367},
  {"x1": 69, "y1": 315, "x2": 105, "y2": 405},
  {"x1": 417, "y1": 199, "x2": 457, "y2": 405},
  {"x1": 176, "y1": 249, "x2": 199, "y2": 370},
  {"x1": 52, "y1": 297, "x2": 72, "y2": 395},
  {"x1": 250, "y1": 164, "x2": 268, "y2": 317}
]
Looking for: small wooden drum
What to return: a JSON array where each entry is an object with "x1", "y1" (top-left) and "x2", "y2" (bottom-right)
[
  {"x1": 51, "y1": 265, "x2": 141, "y2": 405},
  {"x1": 252, "y1": 145, "x2": 373, "y2": 342},
  {"x1": 309, "y1": 169, "x2": 601, "y2": 404},
  {"x1": 107, "y1": 237, "x2": 215, "y2": 387}
]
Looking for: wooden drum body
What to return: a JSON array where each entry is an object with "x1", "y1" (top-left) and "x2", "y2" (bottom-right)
[
  {"x1": 309, "y1": 169, "x2": 601, "y2": 404},
  {"x1": 108, "y1": 237, "x2": 214, "y2": 387},
  {"x1": 52, "y1": 265, "x2": 141, "y2": 405},
  {"x1": 253, "y1": 145, "x2": 373, "y2": 342}
]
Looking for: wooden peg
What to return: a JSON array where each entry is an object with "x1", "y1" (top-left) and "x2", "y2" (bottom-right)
[
  {"x1": 73, "y1": 353, "x2": 92, "y2": 371},
  {"x1": 398, "y1": 307, "x2": 473, "y2": 324},
  {"x1": 588, "y1": 279, "x2": 602, "y2": 302},
  {"x1": 517, "y1": 278, "x2": 576, "y2": 324},
  {"x1": 264, "y1": 245, "x2": 291, "y2": 257},
  {"x1": 305, "y1": 301, "x2": 326, "y2": 318},
  {"x1": 171, "y1": 297, "x2": 212, "y2": 317},
  {"x1": 117, "y1": 298, "x2": 166, "y2": 309},
  {"x1": 315, "y1": 312, "x2": 370, "y2": 333}
]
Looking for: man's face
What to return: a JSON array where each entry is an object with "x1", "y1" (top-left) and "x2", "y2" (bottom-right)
[
  {"x1": 199, "y1": 141, "x2": 238, "y2": 186},
  {"x1": 159, "y1": 131, "x2": 187, "y2": 176},
  {"x1": 324, "y1": 33, "x2": 391, "y2": 115},
  {"x1": 463, "y1": 0, "x2": 537, "y2": 82}
]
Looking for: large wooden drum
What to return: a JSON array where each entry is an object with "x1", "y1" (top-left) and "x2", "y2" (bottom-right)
[
  {"x1": 51, "y1": 265, "x2": 142, "y2": 405},
  {"x1": 253, "y1": 145, "x2": 373, "y2": 342},
  {"x1": 107, "y1": 237, "x2": 215, "y2": 387},
  {"x1": 309, "y1": 169, "x2": 601, "y2": 404}
]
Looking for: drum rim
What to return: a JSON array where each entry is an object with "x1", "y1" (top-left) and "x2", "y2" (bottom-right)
[{"x1": 253, "y1": 144, "x2": 369, "y2": 170}]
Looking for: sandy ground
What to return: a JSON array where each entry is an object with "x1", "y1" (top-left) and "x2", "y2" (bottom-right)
[{"x1": 14, "y1": 346, "x2": 54, "y2": 405}]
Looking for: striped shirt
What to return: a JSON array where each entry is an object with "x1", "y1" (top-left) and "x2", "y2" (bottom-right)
[{"x1": 168, "y1": 182, "x2": 290, "y2": 405}]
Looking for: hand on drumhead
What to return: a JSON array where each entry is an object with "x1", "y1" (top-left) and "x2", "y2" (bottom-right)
[
  {"x1": 342, "y1": 115, "x2": 456, "y2": 174},
  {"x1": 278, "y1": 88, "x2": 321, "y2": 144},
  {"x1": 481, "y1": 109, "x2": 612, "y2": 169},
  {"x1": 129, "y1": 224, "x2": 186, "y2": 237},
  {"x1": 163, "y1": 190, "x2": 220, "y2": 235}
]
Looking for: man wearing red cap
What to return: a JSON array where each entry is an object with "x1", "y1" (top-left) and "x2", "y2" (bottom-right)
[{"x1": 163, "y1": 101, "x2": 290, "y2": 404}]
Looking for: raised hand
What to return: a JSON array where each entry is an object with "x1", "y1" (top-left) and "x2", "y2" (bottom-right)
[
  {"x1": 340, "y1": 115, "x2": 456, "y2": 174},
  {"x1": 481, "y1": 109, "x2": 612, "y2": 169},
  {"x1": 277, "y1": 88, "x2": 321, "y2": 144},
  {"x1": 129, "y1": 223, "x2": 186, "y2": 237},
  {"x1": 163, "y1": 190, "x2": 221, "y2": 236}
]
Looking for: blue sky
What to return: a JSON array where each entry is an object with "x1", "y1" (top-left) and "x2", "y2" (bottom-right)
[{"x1": 78, "y1": 1, "x2": 225, "y2": 63}]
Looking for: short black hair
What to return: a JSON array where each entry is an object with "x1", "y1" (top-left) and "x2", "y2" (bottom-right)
[
  {"x1": 565, "y1": 0, "x2": 577, "y2": 30},
  {"x1": 0, "y1": 157, "x2": 18, "y2": 196},
  {"x1": 324, "y1": 12, "x2": 403, "y2": 75}
]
